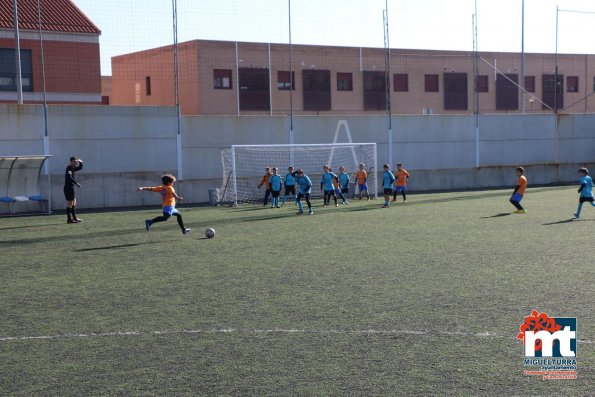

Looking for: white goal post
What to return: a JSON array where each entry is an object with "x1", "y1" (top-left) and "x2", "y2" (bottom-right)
[{"x1": 220, "y1": 143, "x2": 378, "y2": 205}]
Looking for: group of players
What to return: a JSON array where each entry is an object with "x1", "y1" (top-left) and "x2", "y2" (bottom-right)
[
  {"x1": 62, "y1": 156, "x2": 595, "y2": 235},
  {"x1": 256, "y1": 162, "x2": 410, "y2": 215}
]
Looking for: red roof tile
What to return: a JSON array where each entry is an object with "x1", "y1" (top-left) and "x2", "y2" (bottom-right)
[{"x1": 0, "y1": 0, "x2": 100, "y2": 34}]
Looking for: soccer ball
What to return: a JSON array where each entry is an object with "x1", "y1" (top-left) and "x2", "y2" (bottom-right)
[{"x1": 205, "y1": 228, "x2": 216, "y2": 238}]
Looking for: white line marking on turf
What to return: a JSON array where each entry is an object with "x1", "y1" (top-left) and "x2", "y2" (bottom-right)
[{"x1": 0, "y1": 329, "x2": 592, "y2": 343}]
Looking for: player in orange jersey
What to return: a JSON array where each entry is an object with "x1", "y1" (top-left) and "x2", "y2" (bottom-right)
[
  {"x1": 392, "y1": 162, "x2": 410, "y2": 203},
  {"x1": 355, "y1": 163, "x2": 370, "y2": 200},
  {"x1": 138, "y1": 174, "x2": 190, "y2": 234},
  {"x1": 510, "y1": 167, "x2": 527, "y2": 214}
]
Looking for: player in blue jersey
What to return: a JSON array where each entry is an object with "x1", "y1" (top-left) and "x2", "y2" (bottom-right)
[
  {"x1": 295, "y1": 168, "x2": 313, "y2": 215},
  {"x1": 283, "y1": 166, "x2": 297, "y2": 205},
  {"x1": 320, "y1": 165, "x2": 338, "y2": 207},
  {"x1": 337, "y1": 166, "x2": 350, "y2": 205},
  {"x1": 269, "y1": 167, "x2": 283, "y2": 208},
  {"x1": 381, "y1": 163, "x2": 396, "y2": 208},
  {"x1": 574, "y1": 167, "x2": 595, "y2": 219}
]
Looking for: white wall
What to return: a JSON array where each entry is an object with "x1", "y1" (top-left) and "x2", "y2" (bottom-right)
[{"x1": 1, "y1": 104, "x2": 594, "y2": 210}]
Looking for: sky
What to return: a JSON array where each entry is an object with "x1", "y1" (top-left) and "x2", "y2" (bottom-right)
[{"x1": 71, "y1": 0, "x2": 595, "y2": 75}]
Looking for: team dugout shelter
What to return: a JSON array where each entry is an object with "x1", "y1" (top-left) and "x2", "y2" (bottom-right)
[{"x1": 0, "y1": 156, "x2": 51, "y2": 216}]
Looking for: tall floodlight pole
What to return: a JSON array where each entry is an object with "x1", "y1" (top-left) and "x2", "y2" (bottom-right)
[
  {"x1": 520, "y1": 0, "x2": 525, "y2": 113},
  {"x1": 13, "y1": 0, "x2": 23, "y2": 104},
  {"x1": 172, "y1": 0, "x2": 183, "y2": 180},
  {"x1": 288, "y1": 0, "x2": 294, "y2": 164},
  {"x1": 554, "y1": 5, "x2": 559, "y2": 114},
  {"x1": 383, "y1": 0, "x2": 393, "y2": 166},
  {"x1": 37, "y1": 0, "x2": 51, "y2": 212},
  {"x1": 473, "y1": 0, "x2": 480, "y2": 168}
]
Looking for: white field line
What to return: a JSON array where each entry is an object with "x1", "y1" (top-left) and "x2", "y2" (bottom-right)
[{"x1": 0, "y1": 328, "x2": 592, "y2": 343}]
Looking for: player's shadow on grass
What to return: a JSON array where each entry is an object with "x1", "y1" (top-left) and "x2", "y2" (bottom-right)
[
  {"x1": 75, "y1": 240, "x2": 176, "y2": 252},
  {"x1": 541, "y1": 218, "x2": 593, "y2": 225},
  {"x1": 480, "y1": 213, "x2": 512, "y2": 218},
  {"x1": 0, "y1": 222, "x2": 64, "y2": 231}
]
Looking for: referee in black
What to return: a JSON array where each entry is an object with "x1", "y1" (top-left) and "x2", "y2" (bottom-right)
[{"x1": 64, "y1": 156, "x2": 83, "y2": 223}]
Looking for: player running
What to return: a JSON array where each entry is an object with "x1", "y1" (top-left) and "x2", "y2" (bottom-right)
[{"x1": 574, "y1": 167, "x2": 595, "y2": 219}]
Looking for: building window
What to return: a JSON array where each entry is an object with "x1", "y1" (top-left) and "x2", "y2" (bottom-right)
[
  {"x1": 393, "y1": 73, "x2": 408, "y2": 92},
  {"x1": 0, "y1": 48, "x2": 33, "y2": 92},
  {"x1": 303, "y1": 69, "x2": 331, "y2": 111},
  {"x1": 525, "y1": 76, "x2": 535, "y2": 93},
  {"x1": 239, "y1": 67, "x2": 270, "y2": 111},
  {"x1": 145, "y1": 76, "x2": 151, "y2": 96},
  {"x1": 337, "y1": 72, "x2": 353, "y2": 91},
  {"x1": 425, "y1": 74, "x2": 439, "y2": 92},
  {"x1": 214, "y1": 69, "x2": 232, "y2": 89},
  {"x1": 363, "y1": 71, "x2": 387, "y2": 110},
  {"x1": 443, "y1": 72, "x2": 468, "y2": 110},
  {"x1": 476, "y1": 75, "x2": 488, "y2": 92},
  {"x1": 567, "y1": 76, "x2": 578, "y2": 92},
  {"x1": 277, "y1": 71, "x2": 295, "y2": 90},
  {"x1": 496, "y1": 73, "x2": 518, "y2": 111},
  {"x1": 542, "y1": 74, "x2": 563, "y2": 111}
]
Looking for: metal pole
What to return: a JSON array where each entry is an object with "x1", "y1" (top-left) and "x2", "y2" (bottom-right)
[
  {"x1": 288, "y1": 0, "x2": 294, "y2": 164},
  {"x1": 520, "y1": 0, "x2": 525, "y2": 113},
  {"x1": 235, "y1": 42, "x2": 240, "y2": 116},
  {"x1": 172, "y1": 0, "x2": 183, "y2": 180},
  {"x1": 37, "y1": 0, "x2": 51, "y2": 212},
  {"x1": 473, "y1": 1, "x2": 480, "y2": 168},
  {"x1": 555, "y1": 5, "x2": 559, "y2": 114},
  {"x1": 383, "y1": 3, "x2": 393, "y2": 166},
  {"x1": 13, "y1": 0, "x2": 23, "y2": 104}
]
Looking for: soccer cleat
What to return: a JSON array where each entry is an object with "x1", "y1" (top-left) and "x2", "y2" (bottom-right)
[
  {"x1": 382, "y1": 204, "x2": 389, "y2": 208},
  {"x1": 67, "y1": 219, "x2": 76, "y2": 224},
  {"x1": 309, "y1": 209, "x2": 314, "y2": 215},
  {"x1": 403, "y1": 200, "x2": 407, "y2": 203},
  {"x1": 390, "y1": 198, "x2": 396, "y2": 202},
  {"x1": 335, "y1": 203, "x2": 339, "y2": 207},
  {"x1": 145, "y1": 220, "x2": 152, "y2": 231},
  {"x1": 275, "y1": 205, "x2": 281, "y2": 208},
  {"x1": 516, "y1": 209, "x2": 527, "y2": 214},
  {"x1": 344, "y1": 201, "x2": 349, "y2": 205},
  {"x1": 182, "y1": 228, "x2": 191, "y2": 235},
  {"x1": 573, "y1": 212, "x2": 580, "y2": 219},
  {"x1": 296, "y1": 209, "x2": 304, "y2": 215},
  {"x1": 73, "y1": 218, "x2": 82, "y2": 223}
]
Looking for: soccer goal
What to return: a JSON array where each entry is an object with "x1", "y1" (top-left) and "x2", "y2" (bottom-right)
[{"x1": 220, "y1": 143, "x2": 377, "y2": 205}]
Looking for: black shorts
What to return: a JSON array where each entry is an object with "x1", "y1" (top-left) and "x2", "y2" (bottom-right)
[
  {"x1": 579, "y1": 196, "x2": 594, "y2": 203},
  {"x1": 64, "y1": 186, "x2": 75, "y2": 201},
  {"x1": 323, "y1": 189, "x2": 335, "y2": 196},
  {"x1": 271, "y1": 190, "x2": 281, "y2": 198},
  {"x1": 384, "y1": 188, "x2": 393, "y2": 195},
  {"x1": 341, "y1": 187, "x2": 349, "y2": 194},
  {"x1": 285, "y1": 185, "x2": 296, "y2": 195},
  {"x1": 297, "y1": 192, "x2": 310, "y2": 200}
]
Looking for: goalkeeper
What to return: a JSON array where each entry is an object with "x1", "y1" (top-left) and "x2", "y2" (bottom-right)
[{"x1": 295, "y1": 169, "x2": 313, "y2": 215}]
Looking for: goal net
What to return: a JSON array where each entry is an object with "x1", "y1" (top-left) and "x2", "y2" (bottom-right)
[{"x1": 220, "y1": 143, "x2": 377, "y2": 205}]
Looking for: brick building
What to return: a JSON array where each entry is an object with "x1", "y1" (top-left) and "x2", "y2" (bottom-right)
[
  {"x1": 111, "y1": 39, "x2": 595, "y2": 115},
  {"x1": 0, "y1": 0, "x2": 101, "y2": 104}
]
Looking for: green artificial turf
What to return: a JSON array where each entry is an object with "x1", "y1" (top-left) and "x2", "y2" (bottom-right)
[{"x1": 0, "y1": 186, "x2": 592, "y2": 396}]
